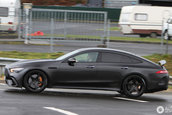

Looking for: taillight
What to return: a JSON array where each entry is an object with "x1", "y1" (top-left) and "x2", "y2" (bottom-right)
[
  {"x1": 8, "y1": 22, "x2": 13, "y2": 24},
  {"x1": 156, "y1": 70, "x2": 168, "y2": 74}
]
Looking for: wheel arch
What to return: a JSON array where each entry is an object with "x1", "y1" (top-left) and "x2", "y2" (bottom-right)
[
  {"x1": 120, "y1": 73, "x2": 148, "y2": 91},
  {"x1": 22, "y1": 69, "x2": 50, "y2": 87}
]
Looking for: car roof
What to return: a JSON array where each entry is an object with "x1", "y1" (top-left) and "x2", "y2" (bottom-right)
[
  {"x1": 76, "y1": 47, "x2": 137, "y2": 56},
  {"x1": 76, "y1": 48, "x2": 157, "y2": 65}
]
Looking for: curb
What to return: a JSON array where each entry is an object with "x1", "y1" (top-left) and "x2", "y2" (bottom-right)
[{"x1": 0, "y1": 38, "x2": 172, "y2": 45}]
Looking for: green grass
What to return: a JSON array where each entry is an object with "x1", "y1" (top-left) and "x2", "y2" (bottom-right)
[
  {"x1": 0, "y1": 41, "x2": 24, "y2": 45},
  {"x1": 0, "y1": 51, "x2": 64, "y2": 59},
  {"x1": 96, "y1": 27, "x2": 120, "y2": 31}
]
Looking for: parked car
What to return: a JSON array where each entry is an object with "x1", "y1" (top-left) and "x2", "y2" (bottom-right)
[
  {"x1": 163, "y1": 17, "x2": 172, "y2": 40},
  {"x1": 119, "y1": 5, "x2": 172, "y2": 38},
  {"x1": 5, "y1": 48, "x2": 169, "y2": 98}
]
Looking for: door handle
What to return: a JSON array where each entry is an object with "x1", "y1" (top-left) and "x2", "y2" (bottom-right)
[
  {"x1": 121, "y1": 67, "x2": 128, "y2": 69},
  {"x1": 86, "y1": 66, "x2": 95, "y2": 69}
]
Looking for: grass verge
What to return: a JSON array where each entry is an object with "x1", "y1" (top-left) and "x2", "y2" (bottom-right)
[{"x1": 0, "y1": 51, "x2": 64, "y2": 59}]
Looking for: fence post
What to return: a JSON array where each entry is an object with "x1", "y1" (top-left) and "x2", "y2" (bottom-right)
[
  {"x1": 18, "y1": 9, "x2": 21, "y2": 39},
  {"x1": 103, "y1": 12, "x2": 108, "y2": 46},
  {"x1": 50, "y1": 18, "x2": 54, "y2": 52},
  {"x1": 64, "y1": 11, "x2": 67, "y2": 39},
  {"x1": 23, "y1": 3, "x2": 32, "y2": 44},
  {"x1": 107, "y1": 19, "x2": 110, "y2": 47},
  {"x1": 161, "y1": 18, "x2": 165, "y2": 54}
]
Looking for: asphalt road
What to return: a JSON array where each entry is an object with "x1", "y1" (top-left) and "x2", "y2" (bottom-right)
[
  {"x1": 0, "y1": 40, "x2": 172, "y2": 56},
  {"x1": 31, "y1": 21, "x2": 139, "y2": 38},
  {"x1": 0, "y1": 83, "x2": 172, "y2": 115}
]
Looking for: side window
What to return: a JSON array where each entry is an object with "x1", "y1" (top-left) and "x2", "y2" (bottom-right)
[
  {"x1": 135, "y1": 13, "x2": 148, "y2": 21},
  {"x1": 101, "y1": 52, "x2": 140, "y2": 63},
  {"x1": 73, "y1": 52, "x2": 98, "y2": 63}
]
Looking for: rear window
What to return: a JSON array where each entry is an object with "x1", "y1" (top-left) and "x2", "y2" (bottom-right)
[
  {"x1": 101, "y1": 52, "x2": 142, "y2": 63},
  {"x1": 0, "y1": 7, "x2": 8, "y2": 17}
]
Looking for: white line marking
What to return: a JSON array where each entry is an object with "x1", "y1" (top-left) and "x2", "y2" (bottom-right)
[
  {"x1": 44, "y1": 107, "x2": 78, "y2": 115},
  {"x1": 0, "y1": 83, "x2": 6, "y2": 86},
  {"x1": 114, "y1": 97, "x2": 148, "y2": 103}
]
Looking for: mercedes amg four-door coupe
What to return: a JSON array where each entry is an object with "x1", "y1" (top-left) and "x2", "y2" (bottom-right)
[{"x1": 5, "y1": 48, "x2": 169, "y2": 98}]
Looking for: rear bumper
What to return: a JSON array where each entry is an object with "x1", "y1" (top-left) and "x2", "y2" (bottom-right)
[{"x1": 146, "y1": 75, "x2": 169, "y2": 93}]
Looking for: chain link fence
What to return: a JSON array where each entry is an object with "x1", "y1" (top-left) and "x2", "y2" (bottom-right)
[{"x1": 21, "y1": 8, "x2": 109, "y2": 51}]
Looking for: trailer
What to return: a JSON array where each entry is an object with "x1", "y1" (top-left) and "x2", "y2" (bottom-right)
[
  {"x1": 119, "y1": 5, "x2": 172, "y2": 38},
  {"x1": 0, "y1": 0, "x2": 21, "y2": 33}
]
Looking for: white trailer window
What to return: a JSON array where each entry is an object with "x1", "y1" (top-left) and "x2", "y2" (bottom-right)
[
  {"x1": 135, "y1": 13, "x2": 148, "y2": 21},
  {"x1": 0, "y1": 7, "x2": 8, "y2": 17}
]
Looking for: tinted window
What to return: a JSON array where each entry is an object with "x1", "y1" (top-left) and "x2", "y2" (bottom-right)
[
  {"x1": 73, "y1": 52, "x2": 98, "y2": 63},
  {"x1": 0, "y1": 7, "x2": 8, "y2": 17},
  {"x1": 101, "y1": 52, "x2": 141, "y2": 63}
]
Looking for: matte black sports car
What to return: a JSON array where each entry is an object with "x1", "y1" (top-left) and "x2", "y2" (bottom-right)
[{"x1": 5, "y1": 48, "x2": 169, "y2": 97}]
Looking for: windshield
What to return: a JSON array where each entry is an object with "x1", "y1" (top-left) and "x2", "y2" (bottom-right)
[
  {"x1": 56, "y1": 50, "x2": 80, "y2": 61},
  {"x1": 0, "y1": 7, "x2": 8, "y2": 17}
]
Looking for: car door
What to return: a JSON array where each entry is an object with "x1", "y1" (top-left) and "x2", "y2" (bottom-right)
[
  {"x1": 54, "y1": 51, "x2": 100, "y2": 87},
  {"x1": 96, "y1": 51, "x2": 134, "y2": 88}
]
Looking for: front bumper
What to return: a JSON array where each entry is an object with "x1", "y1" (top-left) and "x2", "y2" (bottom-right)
[{"x1": 4, "y1": 68, "x2": 24, "y2": 87}]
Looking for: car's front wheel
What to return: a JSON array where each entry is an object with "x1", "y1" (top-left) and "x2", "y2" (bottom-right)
[
  {"x1": 122, "y1": 75, "x2": 146, "y2": 98},
  {"x1": 23, "y1": 70, "x2": 47, "y2": 93}
]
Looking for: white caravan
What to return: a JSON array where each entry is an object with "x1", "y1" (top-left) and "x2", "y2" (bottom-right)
[
  {"x1": 119, "y1": 6, "x2": 172, "y2": 38},
  {"x1": 163, "y1": 17, "x2": 172, "y2": 40},
  {"x1": 0, "y1": 0, "x2": 21, "y2": 33}
]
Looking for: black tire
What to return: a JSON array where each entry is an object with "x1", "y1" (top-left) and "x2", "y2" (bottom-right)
[
  {"x1": 150, "y1": 32, "x2": 157, "y2": 38},
  {"x1": 23, "y1": 70, "x2": 47, "y2": 93},
  {"x1": 122, "y1": 75, "x2": 146, "y2": 98}
]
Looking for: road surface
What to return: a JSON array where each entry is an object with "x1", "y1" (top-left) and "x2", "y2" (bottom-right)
[
  {"x1": 0, "y1": 40, "x2": 172, "y2": 56},
  {"x1": 0, "y1": 83, "x2": 172, "y2": 115}
]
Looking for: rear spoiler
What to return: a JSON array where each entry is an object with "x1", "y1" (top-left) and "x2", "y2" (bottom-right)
[{"x1": 158, "y1": 60, "x2": 166, "y2": 66}]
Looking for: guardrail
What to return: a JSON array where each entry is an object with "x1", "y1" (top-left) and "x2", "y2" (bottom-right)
[{"x1": 0, "y1": 57, "x2": 24, "y2": 77}]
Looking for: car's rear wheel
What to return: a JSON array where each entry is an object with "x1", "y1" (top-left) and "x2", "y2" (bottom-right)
[
  {"x1": 122, "y1": 75, "x2": 146, "y2": 98},
  {"x1": 23, "y1": 70, "x2": 47, "y2": 93}
]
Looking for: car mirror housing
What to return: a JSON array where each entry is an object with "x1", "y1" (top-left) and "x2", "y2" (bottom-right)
[
  {"x1": 158, "y1": 60, "x2": 166, "y2": 66},
  {"x1": 68, "y1": 58, "x2": 77, "y2": 66}
]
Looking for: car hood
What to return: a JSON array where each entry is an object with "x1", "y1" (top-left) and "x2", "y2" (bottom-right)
[{"x1": 6, "y1": 59, "x2": 59, "y2": 68}]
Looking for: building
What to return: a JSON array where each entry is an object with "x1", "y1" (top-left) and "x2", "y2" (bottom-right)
[
  {"x1": 104, "y1": 0, "x2": 138, "y2": 8},
  {"x1": 87, "y1": 0, "x2": 103, "y2": 8}
]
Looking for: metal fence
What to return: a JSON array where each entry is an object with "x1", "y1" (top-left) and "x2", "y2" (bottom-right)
[{"x1": 22, "y1": 8, "x2": 109, "y2": 51}]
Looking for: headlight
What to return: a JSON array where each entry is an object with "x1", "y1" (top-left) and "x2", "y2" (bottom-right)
[{"x1": 10, "y1": 68, "x2": 24, "y2": 73}]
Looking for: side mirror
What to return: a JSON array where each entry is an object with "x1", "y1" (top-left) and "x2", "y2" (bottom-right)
[
  {"x1": 158, "y1": 60, "x2": 166, "y2": 66},
  {"x1": 68, "y1": 58, "x2": 77, "y2": 66}
]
